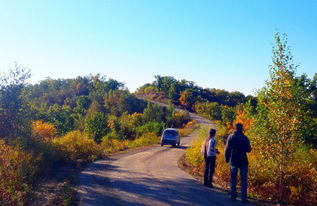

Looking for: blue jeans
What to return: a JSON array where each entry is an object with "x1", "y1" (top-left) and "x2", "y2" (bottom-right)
[{"x1": 230, "y1": 165, "x2": 248, "y2": 200}]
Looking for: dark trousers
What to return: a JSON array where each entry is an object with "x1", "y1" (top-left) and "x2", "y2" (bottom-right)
[{"x1": 204, "y1": 156, "x2": 216, "y2": 187}]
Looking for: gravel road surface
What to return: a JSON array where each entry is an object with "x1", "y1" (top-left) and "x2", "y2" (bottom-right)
[{"x1": 76, "y1": 112, "x2": 254, "y2": 206}]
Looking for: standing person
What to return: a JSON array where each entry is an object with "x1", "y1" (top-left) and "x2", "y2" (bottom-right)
[
  {"x1": 201, "y1": 128, "x2": 219, "y2": 188},
  {"x1": 225, "y1": 123, "x2": 251, "y2": 203}
]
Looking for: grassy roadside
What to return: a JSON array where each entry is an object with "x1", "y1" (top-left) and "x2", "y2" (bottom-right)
[
  {"x1": 178, "y1": 125, "x2": 274, "y2": 206},
  {"x1": 178, "y1": 126, "x2": 209, "y2": 185}
]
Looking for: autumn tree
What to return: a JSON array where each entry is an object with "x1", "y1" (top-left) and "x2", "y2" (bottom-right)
[
  {"x1": 32, "y1": 120, "x2": 57, "y2": 140},
  {"x1": 179, "y1": 89, "x2": 194, "y2": 110},
  {"x1": 226, "y1": 109, "x2": 254, "y2": 135},
  {"x1": 250, "y1": 33, "x2": 314, "y2": 201}
]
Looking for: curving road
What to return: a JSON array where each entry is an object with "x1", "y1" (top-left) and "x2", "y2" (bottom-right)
[{"x1": 76, "y1": 112, "x2": 253, "y2": 206}]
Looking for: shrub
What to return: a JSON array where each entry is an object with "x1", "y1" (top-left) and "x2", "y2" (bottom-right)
[
  {"x1": 0, "y1": 139, "x2": 34, "y2": 205},
  {"x1": 129, "y1": 132, "x2": 160, "y2": 148},
  {"x1": 137, "y1": 121, "x2": 165, "y2": 136},
  {"x1": 171, "y1": 110, "x2": 191, "y2": 128},
  {"x1": 103, "y1": 130, "x2": 122, "y2": 141},
  {"x1": 100, "y1": 137, "x2": 129, "y2": 153},
  {"x1": 178, "y1": 120, "x2": 199, "y2": 137},
  {"x1": 52, "y1": 131, "x2": 102, "y2": 161},
  {"x1": 85, "y1": 112, "x2": 109, "y2": 143}
]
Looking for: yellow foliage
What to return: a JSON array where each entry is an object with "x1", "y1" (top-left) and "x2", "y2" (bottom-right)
[
  {"x1": 226, "y1": 110, "x2": 254, "y2": 135},
  {"x1": 178, "y1": 120, "x2": 199, "y2": 137},
  {"x1": 52, "y1": 131, "x2": 102, "y2": 161},
  {"x1": 100, "y1": 137, "x2": 129, "y2": 153},
  {"x1": 107, "y1": 115, "x2": 118, "y2": 130},
  {"x1": 32, "y1": 120, "x2": 57, "y2": 140},
  {"x1": 0, "y1": 139, "x2": 34, "y2": 205},
  {"x1": 179, "y1": 89, "x2": 193, "y2": 108},
  {"x1": 101, "y1": 132, "x2": 159, "y2": 153},
  {"x1": 129, "y1": 132, "x2": 160, "y2": 148},
  {"x1": 144, "y1": 85, "x2": 159, "y2": 94},
  {"x1": 184, "y1": 127, "x2": 209, "y2": 177},
  {"x1": 128, "y1": 113, "x2": 143, "y2": 126}
]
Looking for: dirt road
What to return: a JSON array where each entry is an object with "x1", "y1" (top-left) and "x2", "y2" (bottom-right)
[{"x1": 76, "y1": 112, "x2": 253, "y2": 206}]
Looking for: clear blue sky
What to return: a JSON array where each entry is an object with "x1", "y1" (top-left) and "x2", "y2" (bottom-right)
[{"x1": 0, "y1": 0, "x2": 316, "y2": 95}]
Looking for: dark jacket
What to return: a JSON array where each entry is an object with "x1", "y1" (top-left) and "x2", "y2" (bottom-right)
[{"x1": 225, "y1": 131, "x2": 251, "y2": 167}]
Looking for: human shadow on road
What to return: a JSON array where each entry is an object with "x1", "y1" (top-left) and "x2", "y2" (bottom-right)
[{"x1": 77, "y1": 163, "x2": 253, "y2": 206}]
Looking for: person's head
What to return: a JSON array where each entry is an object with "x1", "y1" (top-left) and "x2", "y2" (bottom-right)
[
  {"x1": 235, "y1": 123, "x2": 243, "y2": 133},
  {"x1": 209, "y1": 129, "x2": 216, "y2": 137}
]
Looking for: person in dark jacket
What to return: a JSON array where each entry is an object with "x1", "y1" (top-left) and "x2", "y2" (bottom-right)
[
  {"x1": 201, "y1": 129, "x2": 219, "y2": 188},
  {"x1": 225, "y1": 123, "x2": 251, "y2": 203}
]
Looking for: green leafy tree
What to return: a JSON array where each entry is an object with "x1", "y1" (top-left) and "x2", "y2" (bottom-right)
[
  {"x1": 220, "y1": 105, "x2": 235, "y2": 123},
  {"x1": 86, "y1": 99, "x2": 104, "y2": 118},
  {"x1": 168, "y1": 83, "x2": 179, "y2": 103},
  {"x1": 85, "y1": 112, "x2": 109, "y2": 142},
  {"x1": 137, "y1": 121, "x2": 165, "y2": 136},
  {"x1": 0, "y1": 64, "x2": 32, "y2": 138},
  {"x1": 43, "y1": 104, "x2": 75, "y2": 135},
  {"x1": 194, "y1": 102, "x2": 222, "y2": 120},
  {"x1": 142, "y1": 102, "x2": 165, "y2": 123},
  {"x1": 104, "y1": 90, "x2": 146, "y2": 116},
  {"x1": 74, "y1": 95, "x2": 91, "y2": 115},
  {"x1": 165, "y1": 101, "x2": 175, "y2": 127}
]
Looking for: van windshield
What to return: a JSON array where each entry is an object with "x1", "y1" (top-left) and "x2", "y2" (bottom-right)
[{"x1": 164, "y1": 130, "x2": 177, "y2": 136}]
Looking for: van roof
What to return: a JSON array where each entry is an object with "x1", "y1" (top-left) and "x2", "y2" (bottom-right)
[{"x1": 164, "y1": 128, "x2": 178, "y2": 131}]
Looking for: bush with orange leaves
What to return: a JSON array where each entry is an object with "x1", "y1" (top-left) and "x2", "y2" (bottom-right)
[
  {"x1": 225, "y1": 109, "x2": 254, "y2": 136},
  {"x1": 246, "y1": 144, "x2": 317, "y2": 205},
  {"x1": 32, "y1": 120, "x2": 57, "y2": 141}
]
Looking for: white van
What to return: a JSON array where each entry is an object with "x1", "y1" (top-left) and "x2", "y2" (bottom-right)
[{"x1": 160, "y1": 128, "x2": 180, "y2": 147}]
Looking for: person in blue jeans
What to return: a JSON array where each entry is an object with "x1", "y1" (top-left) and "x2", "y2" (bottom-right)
[{"x1": 225, "y1": 123, "x2": 251, "y2": 203}]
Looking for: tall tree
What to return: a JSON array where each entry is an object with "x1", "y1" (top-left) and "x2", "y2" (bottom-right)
[
  {"x1": 0, "y1": 64, "x2": 31, "y2": 138},
  {"x1": 251, "y1": 33, "x2": 315, "y2": 200}
]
